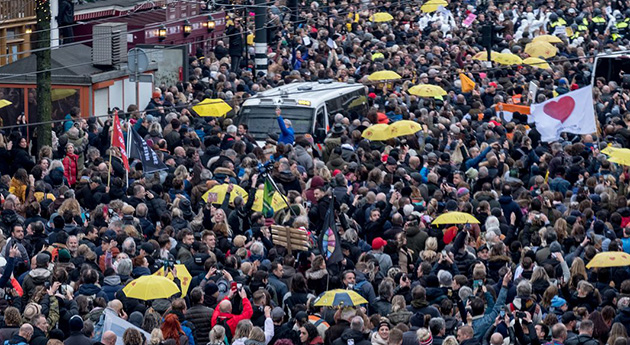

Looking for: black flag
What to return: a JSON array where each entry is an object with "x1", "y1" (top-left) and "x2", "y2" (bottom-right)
[
  {"x1": 129, "y1": 127, "x2": 168, "y2": 173},
  {"x1": 318, "y1": 195, "x2": 343, "y2": 264}
]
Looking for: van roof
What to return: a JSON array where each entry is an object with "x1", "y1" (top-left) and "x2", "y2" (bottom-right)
[{"x1": 242, "y1": 81, "x2": 365, "y2": 107}]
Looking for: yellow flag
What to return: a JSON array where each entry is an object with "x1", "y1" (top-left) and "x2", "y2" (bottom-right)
[
  {"x1": 153, "y1": 264, "x2": 192, "y2": 297},
  {"x1": 460, "y1": 73, "x2": 475, "y2": 93},
  {"x1": 545, "y1": 170, "x2": 550, "y2": 184}
]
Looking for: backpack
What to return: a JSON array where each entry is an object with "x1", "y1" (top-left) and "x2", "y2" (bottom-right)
[
  {"x1": 353, "y1": 280, "x2": 369, "y2": 301},
  {"x1": 216, "y1": 316, "x2": 233, "y2": 341}
]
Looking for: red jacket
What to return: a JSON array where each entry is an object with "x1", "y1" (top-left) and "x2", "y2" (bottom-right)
[
  {"x1": 211, "y1": 296, "x2": 253, "y2": 335},
  {"x1": 63, "y1": 153, "x2": 79, "y2": 186}
]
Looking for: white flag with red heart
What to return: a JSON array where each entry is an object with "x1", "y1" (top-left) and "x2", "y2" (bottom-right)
[{"x1": 530, "y1": 85, "x2": 597, "y2": 142}]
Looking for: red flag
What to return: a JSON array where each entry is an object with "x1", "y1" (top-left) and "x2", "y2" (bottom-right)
[{"x1": 112, "y1": 113, "x2": 130, "y2": 171}]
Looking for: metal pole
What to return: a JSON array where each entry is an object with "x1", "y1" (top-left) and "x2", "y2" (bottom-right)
[
  {"x1": 254, "y1": 0, "x2": 268, "y2": 75},
  {"x1": 486, "y1": 23, "x2": 492, "y2": 63},
  {"x1": 263, "y1": 173, "x2": 297, "y2": 217}
]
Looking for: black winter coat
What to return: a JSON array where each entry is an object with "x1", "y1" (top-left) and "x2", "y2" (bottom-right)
[
  {"x1": 332, "y1": 329, "x2": 371, "y2": 345},
  {"x1": 185, "y1": 304, "x2": 213, "y2": 345}
]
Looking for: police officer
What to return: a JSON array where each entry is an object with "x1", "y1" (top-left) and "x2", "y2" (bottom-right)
[
  {"x1": 591, "y1": 8, "x2": 608, "y2": 37},
  {"x1": 615, "y1": 12, "x2": 629, "y2": 35},
  {"x1": 547, "y1": 13, "x2": 567, "y2": 33},
  {"x1": 610, "y1": 26, "x2": 622, "y2": 42}
]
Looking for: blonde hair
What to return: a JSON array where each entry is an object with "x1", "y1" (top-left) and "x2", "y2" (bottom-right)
[
  {"x1": 174, "y1": 165, "x2": 189, "y2": 180},
  {"x1": 391, "y1": 295, "x2": 407, "y2": 313},
  {"x1": 425, "y1": 237, "x2": 438, "y2": 251},
  {"x1": 150, "y1": 328, "x2": 164, "y2": 345},
  {"x1": 209, "y1": 325, "x2": 226, "y2": 343},
  {"x1": 233, "y1": 319, "x2": 253, "y2": 340},
  {"x1": 530, "y1": 266, "x2": 550, "y2": 284},
  {"x1": 443, "y1": 335, "x2": 459, "y2": 345},
  {"x1": 212, "y1": 209, "x2": 232, "y2": 236},
  {"x1": 248, "y1": 327, "x2": 265, "y2": 342},
  {"x1": 570, "y1": 257, "x2": 587, "y2": 288},
  {"x1": 58, "y1": 198, "x2": 81, "y2": 217}
]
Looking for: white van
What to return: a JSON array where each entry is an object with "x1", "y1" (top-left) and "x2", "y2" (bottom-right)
[{"x1": 237, "y1": 80, "x2": 367, "y2": 145}]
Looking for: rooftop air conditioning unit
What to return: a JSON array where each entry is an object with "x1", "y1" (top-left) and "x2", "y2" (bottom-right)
[{"x1": 92, "y1": 23, "x2": 128, "y2": 66}]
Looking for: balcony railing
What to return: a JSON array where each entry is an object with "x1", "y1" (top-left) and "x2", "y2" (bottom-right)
[{"x1": 0, "y1": 0, "x2": 36, "y2": 22}]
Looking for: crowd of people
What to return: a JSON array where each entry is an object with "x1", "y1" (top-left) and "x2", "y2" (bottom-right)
[{"x1": 1, "y1": 0, "x2": 630, "y2": 344}]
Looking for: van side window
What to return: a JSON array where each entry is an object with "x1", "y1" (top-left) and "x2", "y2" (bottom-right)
[{"x1": 315, "y1": 106, "x2": 326, "y2": 131}]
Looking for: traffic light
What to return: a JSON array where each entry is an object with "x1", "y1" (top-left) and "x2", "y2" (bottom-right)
[
  {"x1": 481, "y1": 24, "x2": 505, "y2": 49},
  {"x1": 481, "y1": 24, "x2": 505, "y2": 61}
]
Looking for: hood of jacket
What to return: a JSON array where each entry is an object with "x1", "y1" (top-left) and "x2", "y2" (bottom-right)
[
  {"x1": 78, "y1": 283, "x2": 102, "y2": 295},
  {"x1": 48, "y1": 168, "x2": 65, "y2": 186},
  {"x1": 213, "y1": 167, "x2": 236, "y2": 178},
  {"x1": 28, "y1": 268, "x2": 51, "y2": 283},
  {"x1": 294, "y1": 145, "x2": 310, "y2": 158},
  {"x1": 411, "y1": 298, "x2": 429, "y2": 309},
  {"x1": 132, "y1": 266, "x2": 151, "y2": 278},
  {"x1": 498, "y1": 195, "x2": 513, "y2": 204},
  {"x1": 306, "y1": 268, "x2": 328, "y2": 280},
  {"x1": 406, "y1": 225, "x2": 420, "y2": 236},
  {"x1": 276, "y1": 171, "x2": 297, "y2": 183},
  {"x1": 103, "y1": 275, "x2": 121, "y2": 286},
  {"x1": 310, "y1": 176, "x2": 325, "y2": 189},
  {"x1": 149, "y1": 129, "x2": 163, "y2": 138}
]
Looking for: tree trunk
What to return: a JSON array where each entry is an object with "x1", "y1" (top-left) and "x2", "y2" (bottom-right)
[{"x1": 35, "y1": 0, "x2": 52, "y2": 152}]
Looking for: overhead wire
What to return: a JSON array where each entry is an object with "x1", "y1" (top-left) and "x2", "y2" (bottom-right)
[
  {"x1": 0, "y1": 0, "x2": 280, "y2": 47},
  {"x1": 0, "y1": 0, "x2": 420, "y2": 78},
  {"x1": 1, "y1": 0, "x2": 406, "y2": 55}
]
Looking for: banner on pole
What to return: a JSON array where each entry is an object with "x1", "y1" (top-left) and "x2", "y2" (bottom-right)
[{"x1": 129, "y1": 127, "x2": 168, "y2": 173}]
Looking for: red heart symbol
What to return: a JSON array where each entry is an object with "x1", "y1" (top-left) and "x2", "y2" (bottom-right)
[{"x1": 543, "y1": 96, "x2": 575, "y2": 123}]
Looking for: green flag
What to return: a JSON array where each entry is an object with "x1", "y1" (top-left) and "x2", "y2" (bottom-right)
[{"x1": 262, "y1": 177, "x2": 274, "y2": 218}]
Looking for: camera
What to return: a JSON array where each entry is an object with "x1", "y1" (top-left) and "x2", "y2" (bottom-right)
[
  {"x1": 216, "y1": 269, "x2": 223, "y2": 276},
  {"x1": 516, "y1": 311, "x2": 527, "y2": 318},
  {"x1": 256, "y1": 157, "x2": 276, "y2": 175}
]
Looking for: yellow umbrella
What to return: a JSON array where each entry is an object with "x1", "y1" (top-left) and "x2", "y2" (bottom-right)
[
  {"x1": 314, "y1": 289, "x2": 368, "y2": 307},
  {"x1": 586, "y1": 251, "x2": 630, "y2": 269},
  {"x1": 494, "y1": 53, "x2": 523, "y2": 66},
  {"x1": 525, "y1": 41, "x2": 557, "y2": 58},
  {"x1": 367, "y1": 70, "x2": 402, "y2": 81},
  {"x1": 371, "y1": 12, "x2": 394, "y2": 22},
  {"x1": 472, "y1": 51, "x2": 500, "y2": 61},
  {"x1": 607, "y1": 149, "x2": 630, "y2": 166},
  {"x1": 192, "y1": 98, "x2": 233, "y2": 117},
  {"x1": 51, "y1": 89, "x2": 77, "y2": 102},
  {"x1": 202, "y1": 184, "x2": 248, "y2": 204},
  {"x1": 153, "y1": 264, "x2": 193, "y2": 297},
  {"x1": 388, "y1": 120, "x2": 422, "y2": 138},
  {"x1": 602, "y1": 146, "x2": 626, "y2": 156},
  {"x1": 0, "y1": 100, "x2": 11, "y2": 109},
  {"x1": 252, "y1": 189, "x2": 288, "y2": 213},
  {"x1": 122, "y1": 275, "x2": 180, "y2": 300},
  {"x1": 432, "y1": 211, "x2": 480, "y2": 225},
  {"x1": 523, "y1": 57, "x2": 550, "y2": 69},
  {"x1": 532, "y1": 34, "x2": 563, "y2": 44},
  {"x1": 361, "y1": 124, "x2": 391, "y2": 141},
  {"x1": 421, "y1": 0, "x2": 448, "y2": 13},
  {"x1": 408, "y1": 84, "x2": 447, "y2": 98}
]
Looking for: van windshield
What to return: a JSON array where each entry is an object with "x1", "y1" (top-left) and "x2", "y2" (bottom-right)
[{"x1": 239, "y1": 106, "x2": 314, "y2": 140}]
